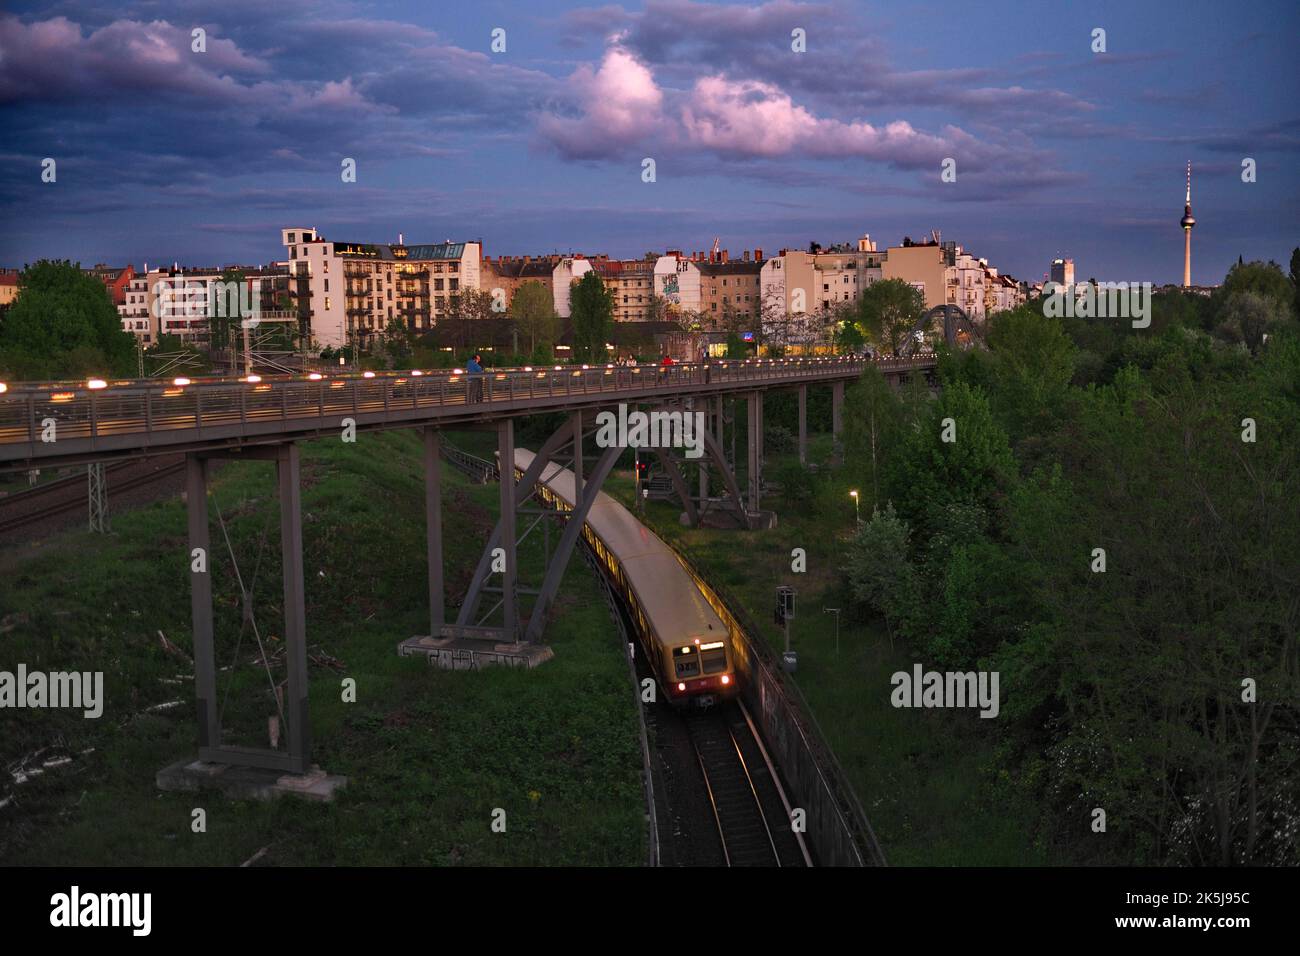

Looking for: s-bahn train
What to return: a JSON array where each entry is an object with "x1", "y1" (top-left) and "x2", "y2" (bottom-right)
[{"x1": 513, "y1": 448, "x2": 737, "y2": 707}]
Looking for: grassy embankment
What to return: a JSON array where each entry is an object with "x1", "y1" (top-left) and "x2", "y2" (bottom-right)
[{"x1": 0, "y1": 429, "x2": 643, "y2": 866}]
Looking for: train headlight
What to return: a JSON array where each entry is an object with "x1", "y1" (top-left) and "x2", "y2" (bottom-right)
[
  {"x1": 721, "y1": 675, "x2": 730, "y2": 685},
  {"x1": 677, "y1": 682, "x2": 686, "y2": 692}
]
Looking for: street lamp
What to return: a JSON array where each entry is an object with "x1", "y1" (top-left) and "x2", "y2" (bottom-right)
[{"x1": 849, "y1": 489, "x2": 860, "y2": 525}]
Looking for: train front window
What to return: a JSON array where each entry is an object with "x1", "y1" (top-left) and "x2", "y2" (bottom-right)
[
  {"x1": 700, "y1": 640, "x2": 727, "y2": 675},
  {"x1": 673, "y1": 645, "x2": 699, "y2": 678}
]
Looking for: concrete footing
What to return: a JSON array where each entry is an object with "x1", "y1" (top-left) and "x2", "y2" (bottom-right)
[
  {"x1": 156, "y1": 759, "x2": 347, "y2": 803},
  {"x1": 398, "y1": 634, "x2": 555, "y2": 670}
]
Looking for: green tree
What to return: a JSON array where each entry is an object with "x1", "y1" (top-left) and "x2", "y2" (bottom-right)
[
  {"x1": 570, "y1": 270, "x2": 613, "y2": 362},
  {"x1": 1289, "y1": 247, "x2": 1300, "y2": 316},
  {"x1": 856, "y1": 278, "x2": 926, "y2": 356},
  {"x1": 984, "y1": 305, "x2": 1077, "y2": 441},
  {"x1": 842, "y1": 502, "x2": 918, "y2": 648},
  {"x1": 887, "y1": 380, "x2": 1015, "y2": 535},
  {"x1": 842, "y1": 365, "x2": 905, "y2": 509},
  {"x1": 1215, "y1": 290, "x2": 1288, "y2": 353},
  {"x1": 0, "y1": 259, "x2": 136, "y2": 380},
  {"x1": 509, "y1": 280, "x2": 557, "y2": 357},
  {"x1": 1220, "y1": 259, "x2": 1294, "y2": 313}
]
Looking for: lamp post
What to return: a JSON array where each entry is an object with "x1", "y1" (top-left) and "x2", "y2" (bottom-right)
[{"x1": 849, "y1": 489, "x2": 860, "y2": 526}]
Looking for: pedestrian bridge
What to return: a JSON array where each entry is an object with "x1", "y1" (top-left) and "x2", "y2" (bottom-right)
[{"x1": 0, "y1": 356, "x2": 935, "y2": 471}]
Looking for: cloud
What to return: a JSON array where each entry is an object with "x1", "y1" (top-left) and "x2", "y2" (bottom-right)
[
  {"x1": 536, "y1": 44, "x2": 1056, "y2": 191},
  {"x1": 537, "y1": 46, "x2": 668, "y2": 158},
  {"x1": 0, "y1": 15, "x2": 268, "y2": 105}
]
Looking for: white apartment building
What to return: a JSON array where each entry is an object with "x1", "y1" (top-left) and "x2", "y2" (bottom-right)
[
  {"x1": 551, "y1": 256, "x2": 593, "y2": 318},
  {"x1": 281, "y1": 228, "x2": 482, "y2": 350},
  {"x1": 118, "y1": 274, "x2": 156, "y2": 344},
  {"x1": 654, "y1": 253, "x2": 704, "y2": 315}
]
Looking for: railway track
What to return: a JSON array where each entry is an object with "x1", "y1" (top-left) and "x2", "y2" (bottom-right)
[
  {"x1": 0, "y1": 457, "x2": 186, "y2": 535},
  {"x1": 685, "y1": 701, "x2": 812, "y2": 867}
]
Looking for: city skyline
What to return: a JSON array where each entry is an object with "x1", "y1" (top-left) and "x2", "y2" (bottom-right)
[{"x1": 2, "y1": 0, "x2": 1297, "y2": 284}]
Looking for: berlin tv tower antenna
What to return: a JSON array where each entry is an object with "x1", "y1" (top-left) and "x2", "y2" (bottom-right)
[{"x1": 1181, "y1": 161, "x2": 1196, "y2": 288}]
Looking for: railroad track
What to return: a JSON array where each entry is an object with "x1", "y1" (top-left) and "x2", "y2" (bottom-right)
[
  {"x1": 0, "y1": 458, "x2": 186, "y2": 535},
  {"x1": 685, "y1": 701, "x2": 812, "y2": 867}
]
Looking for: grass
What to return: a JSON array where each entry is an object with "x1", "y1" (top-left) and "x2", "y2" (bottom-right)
[
  {"x1": 603, "y1": 431, "x2": 1057, "y2": 866},
  {"x1": 0, "y1": 429, "x2": 644, "y2": 866}
]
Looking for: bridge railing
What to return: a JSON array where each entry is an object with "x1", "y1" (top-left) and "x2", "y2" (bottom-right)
[{"x1": 0, "y1": 355, "x2": 937, "y2": 459}]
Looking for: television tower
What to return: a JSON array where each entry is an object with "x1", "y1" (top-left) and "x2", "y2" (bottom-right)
[{"x1": 1181, "y1": 161, "x2": 1195, "y2": 288}]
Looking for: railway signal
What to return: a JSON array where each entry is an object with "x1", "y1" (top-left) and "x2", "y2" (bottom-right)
[{"x1": 777, "y1": 586, "x2": 796, "y2": 673}]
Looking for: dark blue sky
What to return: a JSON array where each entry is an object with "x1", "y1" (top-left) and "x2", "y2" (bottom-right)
[{"x1": 1, "y1": 0, "x2": 1296, "y2": 285}]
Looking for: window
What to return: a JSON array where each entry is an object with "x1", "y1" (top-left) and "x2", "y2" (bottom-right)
[
  {"x1": 325, "y1": 297, "x2": 331, "y2": 310},
  {"x1": 674, "y1": 645, "x2": 700, "y2": 678},
  {"x1": 324, "y1": 279, "x2": 329, "y2": 292},
  {"x1": 288, "y1": 232, "x2": 296, "y2": 244},
  {"x1": 700, "y1": 641, "x2": 727, "y2": 675}
]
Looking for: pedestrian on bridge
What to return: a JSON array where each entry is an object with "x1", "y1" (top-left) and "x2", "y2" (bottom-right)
[{"x1": 467, "y1": 353, "x2": 485, "y2": 403}]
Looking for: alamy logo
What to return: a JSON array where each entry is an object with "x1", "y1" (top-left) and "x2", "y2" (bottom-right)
[
  {"x1": 0, "y1": 665, "x2": 103, "y2": 718},
  {"x1": 1041, "y1": 281, "x2": 1152, "y2": 329},
  {"x1": 594, "y1": 404, "x2": 706, "y2": 459},
  {"x1": 50, "y1": 886, "x2": 151, "y2": 936},
  {"x1": 890, "y1": 664, "x2": 1000, "y2": 718}
]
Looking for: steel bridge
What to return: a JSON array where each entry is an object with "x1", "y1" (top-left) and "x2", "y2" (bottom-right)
[{"x1": 0, "y1": 355, "x2": 935, "y2": 778}]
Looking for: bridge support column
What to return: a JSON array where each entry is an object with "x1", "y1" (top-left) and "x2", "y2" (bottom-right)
[
  {"x1": 653, "y1": 446, "x2": 699, "y2": 527},
  {"x1": 797, "y1": 385, "x2": 808, "y2": 465},
  {"x1": 424, "y1": 428, "x2": 444, "y2": 638},
  {"x1": 832, "y1": 380, "x2": 845, "y2": 440},
  {"x1": 457, "y1": 412, "x2": 582, "y2": 637},
  {"x1": 277, "y1": 443, "x2": 310, "y2": 767},
  {"x1": 572, "y1": 413, "x2": 584, "y2": 509},
  {"x1": 179, "y1": 444, "x2": 313, "y2": 777},
  {"x1": 498, "y1": 419, "x2": 517, "y2": 641},
  {"x1": 186, "y1": 455, "x2": 219, "y2": 758},
  {"x1": 747, "y1": 392, "x2": 763, "y2": 511}
]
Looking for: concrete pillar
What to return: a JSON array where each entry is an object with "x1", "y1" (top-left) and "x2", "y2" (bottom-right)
[
  {"x1": 424, "y1": 428, "x2": 444, "y2": 639},
  {"x1": 747, "y1": 392, "x2": 761, "y2": 511},
  {"x1": 498, "y1": 419, "x2": 517, "y2": 640},
  {"x1": 797, "y1": 385, "x2": 808, "y2": 465},
  {"x1": 832, "y1": 380, "x2": 845, "y2": 439},
  {"x1": 186, "y1": 455, "x2": 218, "y2": 753},
  {"x1": 572, "y1": 413, "x2": 583, "y2": 509},
  {"x1": 277, "y1": 443, "x2": 310, "y2": 772}
]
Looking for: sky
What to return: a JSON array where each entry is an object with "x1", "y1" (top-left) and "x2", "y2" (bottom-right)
[{"x1": 1, "y1": 0, "x2": 1297, "y2": 286}]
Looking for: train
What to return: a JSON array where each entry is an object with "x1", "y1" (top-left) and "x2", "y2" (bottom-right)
[{"x1": 513, "y1": 448, "x2": 738, "y2": 707}]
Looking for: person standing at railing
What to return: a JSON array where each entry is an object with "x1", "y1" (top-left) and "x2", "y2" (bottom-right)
[{"x1": 467, "y1": 353, "x2": 484, "y2": 403}]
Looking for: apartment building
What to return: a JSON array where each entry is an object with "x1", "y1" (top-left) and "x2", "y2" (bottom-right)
[
  {"x1": 281, "y1": 227, "x2": 482, "y2": 350},
  {"x1": 590, "y1": 257, "x2": 658, "y2": 321},
  {"x1": 654, "y1": 249, "x2": 765, "y2": 328},
  {"x1": 118, "y1": 274, "x2": 155, "y2": 343},
  {"x1": 482, "y1": 255, "x2": 562, "y2": 314},
  {"x1": 1050, "y1": 257, "x2": 1075, "y2": 288},
  {"x1": 119, "y1": 265, "x2": 294, "y2": 345},
  {"x1": 882, "y1": 238, "x2": 949, "y2": 310},
  {"x1": 84, "y1": 263, "x2": 135, "y2": 306},
  {"x1": 0, "y1": 269, "x2": 19, "y2": 310},
  {"x1": 760, "y1": 236, "x2": 883, "y2": 344}
]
